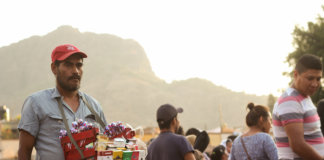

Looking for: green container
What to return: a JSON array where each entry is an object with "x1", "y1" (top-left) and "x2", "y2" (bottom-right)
[{"x1": 122, "y1": 151, "x2": 133, "y2": 160}]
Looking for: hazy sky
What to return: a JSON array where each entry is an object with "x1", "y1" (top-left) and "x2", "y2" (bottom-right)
[{"x1": 1, "y1": 0, "x2": 323, "y2": 96}]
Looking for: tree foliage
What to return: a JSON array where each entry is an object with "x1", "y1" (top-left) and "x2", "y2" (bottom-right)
[{"x1": 286, "y1": 7, "x2": 324, "y2": 103}]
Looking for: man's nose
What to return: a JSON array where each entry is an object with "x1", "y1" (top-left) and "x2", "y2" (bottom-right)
[
  {"x1": 71, "y1": 65, "x2": 80, "y2": 74},
  {"x1": 311, "y1": 80, "x2": 320, "y2": 87}
]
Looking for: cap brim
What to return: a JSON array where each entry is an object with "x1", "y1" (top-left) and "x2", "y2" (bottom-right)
[
  {"x1": 176, "y1": 107, "x2": 183, "y2": 113},
  {"x1": 56, "y1": 51, "x2": 87, "y2": 61}
]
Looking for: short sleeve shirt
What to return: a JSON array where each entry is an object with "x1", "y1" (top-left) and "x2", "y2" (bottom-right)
[
  {"x1": 18, "y1": 88, "x2": 107, "y2": 160},
  {"x1": 272, "y1": 87, "x2": 324, "y2": 159},
  {"x1": 146, "y1": 132, "x2": 194, "y2": 160},
  {"x1": 229, "y1": 133, "x2": 278, "y2": 160}
]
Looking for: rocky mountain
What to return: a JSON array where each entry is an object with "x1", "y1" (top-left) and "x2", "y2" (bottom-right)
[{"x1": 0, "y1": 26, "x2": 267, "y2": 130}]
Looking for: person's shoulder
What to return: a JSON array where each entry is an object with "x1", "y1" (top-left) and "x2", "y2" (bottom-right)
[
  {"x1": 255, "y1": 132, "x2": 270, "y2": 137},
  {"x1": 29, "y1": 88, "x2": 54, "y2": 99},
  {"x1": 277, "y1": 88, "x2": 306, "y2": 105},
  {"x1": 255, "y1": 132, "x2": 273, "y2": 141},
  {"x1": 172, "y1": 133, "x2": 187, "y2": 139},
  {"x1": 161, "y1": 132, "x2": 186, "y2": 142}
]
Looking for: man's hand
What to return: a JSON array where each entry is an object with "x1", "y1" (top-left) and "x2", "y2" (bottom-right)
[
  {"x1": 284, "y1": 122, "x2": 323, "y2": 160},
  {"x1": 18, "y1": 130, "x2": 35, "y2": 160}
]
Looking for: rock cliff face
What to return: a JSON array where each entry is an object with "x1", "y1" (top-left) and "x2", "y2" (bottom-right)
[{"x1": 0, "y1": 25, "x2": 267, "y2": 130}]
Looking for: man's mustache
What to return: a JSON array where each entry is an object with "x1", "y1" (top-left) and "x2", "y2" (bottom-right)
[{"x1": 68, "y1": 75, "x2": 81, "y2": 80}]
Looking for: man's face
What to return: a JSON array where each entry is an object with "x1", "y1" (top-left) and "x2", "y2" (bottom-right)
[
  {"x1": 226, "y1": 141, "x2": 232, "y2": 153},
  {"x1": 294, "y1": 69, "x2": 322, "y2": 96},
  {"x1": 53, "y1": 54, "x2": 83, "y2": 92},
  {"x1": 173, "y1": 116, "x2": 180, "y2": 133}
]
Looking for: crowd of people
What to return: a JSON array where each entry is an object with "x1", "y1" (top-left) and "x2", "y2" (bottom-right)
[
  {"x1": 146, "y1": 54, "x2": 324, "y2": 160},
  {"x1": 17, "y1": 44, "x2": 324, "y2": 160}
]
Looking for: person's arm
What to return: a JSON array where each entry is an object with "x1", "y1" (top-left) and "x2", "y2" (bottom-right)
[
  {"x1": 264, "y1": 135, "x2": 278, "y2": 160},
  {"x1": 229, "y1": 143, "x2": 235, "y2": 160},
  {"x1": 284, "y1": 122, "x2": 324, "y2": 160},
  {"x1": 184, "y1": 152, "x2": 196, "y2": 160},
  {"x1": 18, "y1": 130, "x2": 35, "y2": 160}
]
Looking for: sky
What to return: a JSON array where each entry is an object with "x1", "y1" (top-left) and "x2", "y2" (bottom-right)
[{"x1": 0, "y1": 0, "x2": 323, "y2": 96}]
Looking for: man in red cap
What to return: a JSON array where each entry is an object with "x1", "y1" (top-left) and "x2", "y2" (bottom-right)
[{"x1": 18, "y1": 44, "x2": 107, "y2": 160}]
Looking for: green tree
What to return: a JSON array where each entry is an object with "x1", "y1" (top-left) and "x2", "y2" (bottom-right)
[{"x1": 286, "y1": 6, "x2": 324, "y2": 104}]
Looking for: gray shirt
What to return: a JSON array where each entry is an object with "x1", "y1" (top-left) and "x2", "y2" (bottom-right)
[
  {"x1": 229, "y1": 133, "x2": 278, "y2": 160},
  {"x1": 18, "y1": 88, "x2": 107, "y2": 160}
]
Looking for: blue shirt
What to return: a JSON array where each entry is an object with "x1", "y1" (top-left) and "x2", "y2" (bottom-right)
[
  {"x1": 229, "y1": 133, "x2": 278, "y2": 160},
  {"x1": 146, "y1": 131, "x2": 194, "y2": 160},
  {"x1": 18, "y1": 88, "x2": 107, "y2": 160}
]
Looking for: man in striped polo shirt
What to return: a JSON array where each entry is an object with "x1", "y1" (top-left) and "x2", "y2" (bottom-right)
[{"x1": 273, "y1": 54, "x2": 324, "y2": 159}]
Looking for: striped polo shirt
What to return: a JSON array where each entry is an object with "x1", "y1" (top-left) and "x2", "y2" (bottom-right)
[{"x1": 272, "y1": 87, "x2": 324, "y2": 159}]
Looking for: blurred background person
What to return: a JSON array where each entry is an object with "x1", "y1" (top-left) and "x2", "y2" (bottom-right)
[
  {"x1": 210, "y1": 145, "x2": 228, "y2": 160},
  {"x1": 317, "y1": 99, "x2": 324, "y2": 135},
  {"x1": 194, "y1": 131, "x2": 211, "y2": 160}
]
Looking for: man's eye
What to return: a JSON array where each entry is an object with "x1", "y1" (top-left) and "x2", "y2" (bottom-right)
[{"x1": 76, "y1": 63, "x2": 83, "y2": 68}]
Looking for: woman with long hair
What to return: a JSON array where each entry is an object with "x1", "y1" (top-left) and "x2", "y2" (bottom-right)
[{"x1": 229, "y1": 103, "x2": 278, "y2": 160}]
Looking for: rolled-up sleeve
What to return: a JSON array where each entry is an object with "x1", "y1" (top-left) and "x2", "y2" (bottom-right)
[{"x1": 18, "y1": 96, "x2": 39, "y2": 137}]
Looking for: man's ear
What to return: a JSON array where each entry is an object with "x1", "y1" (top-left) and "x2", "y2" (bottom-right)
[
  {"x1": 51, "y1": 63, "x2": 57, "y2": 75},
  {"x1": 171, "y1": 117, "x2": 178, "y2": 127},
  {"x1": 293, "y1": 70, "x2": 298, "y2": 79}
]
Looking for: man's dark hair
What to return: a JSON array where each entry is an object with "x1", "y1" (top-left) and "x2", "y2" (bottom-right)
[
  {"x1": 157, "y1": 116, "x2": 175, "y2": 129},
  {"x1": 295, "y1": 54, "x2": 322, "y2": 73},
  {"x1": 185, "y1": 128, "x2": 200, "y2": 136}
]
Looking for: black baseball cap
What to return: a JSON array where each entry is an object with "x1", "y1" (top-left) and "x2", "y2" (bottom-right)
[{"x1": 157, "y1": 104, "x2": 183, "y2": 124}]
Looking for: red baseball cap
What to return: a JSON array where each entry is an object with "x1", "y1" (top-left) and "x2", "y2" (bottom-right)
[{"x1": 51, "y1": 44, "x2": 87, "y2": 63}]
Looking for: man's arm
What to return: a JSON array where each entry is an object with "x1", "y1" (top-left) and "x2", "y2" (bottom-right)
[
  {"x1": 284, "y1": 122, "x2": 324, "y2": 160},
  {"x1": 18, "y1": 130, "x2": 35, "y2": 160},
  {"x1": 184, "y1": 152, "x2": 196, "y2": 160}
]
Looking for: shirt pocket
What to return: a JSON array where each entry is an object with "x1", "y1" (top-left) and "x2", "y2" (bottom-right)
[{"x1": 46, "y1": 114, "x2": 66, "y2": 137}]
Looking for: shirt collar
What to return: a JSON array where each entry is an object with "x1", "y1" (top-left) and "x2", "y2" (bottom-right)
[{"x1": 51, "y1": 87, "x2": 83, "y2": 99}]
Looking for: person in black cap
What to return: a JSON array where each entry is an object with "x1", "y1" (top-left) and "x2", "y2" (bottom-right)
[{"x1": 146, "y1": 104, "x2": 196, "y2": 160}]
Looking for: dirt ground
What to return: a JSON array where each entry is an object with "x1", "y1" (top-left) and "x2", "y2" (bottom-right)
[{"x1": 0, "y1": 139, "x2": 36, "y2": 160}]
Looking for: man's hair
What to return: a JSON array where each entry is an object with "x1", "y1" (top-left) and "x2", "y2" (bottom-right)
[
  {"x1": 295, "y1": 54, "x2": 322, "y2": 73},
  {"x1": 157, "y1": 116, "x2": 175, "y2": 129}
]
